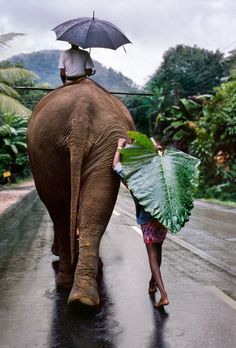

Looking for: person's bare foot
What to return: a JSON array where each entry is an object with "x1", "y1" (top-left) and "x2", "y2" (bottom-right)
[
  {"x1": 154, "y1": 297, "x2": 169, "y2": 308},
  {"x1": 148, "y1": 279, "x2": 158, "y2": 294}
]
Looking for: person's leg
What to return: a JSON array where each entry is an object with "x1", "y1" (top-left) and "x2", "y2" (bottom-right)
[
  {"x1": 146, "y1": 243, "x2": 169, "y2": 307},
  {"x1": 148, "y1": 275, "x2": 157, "y2": 294},
  {"x1": 148, "y1": 242, "x2": 163, "y2": 293},
  {"x1": 156, "y1": 242, "x2": 163, "y2": 267}
]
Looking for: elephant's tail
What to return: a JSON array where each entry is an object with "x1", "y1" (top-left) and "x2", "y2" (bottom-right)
[{"x1": 70, "y1": 150, "x2": 83, "y2": 265}]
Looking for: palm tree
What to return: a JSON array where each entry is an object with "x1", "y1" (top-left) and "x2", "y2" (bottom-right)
[{"x1": 0, "y1": 32, "x2": 38, "y2": 116}]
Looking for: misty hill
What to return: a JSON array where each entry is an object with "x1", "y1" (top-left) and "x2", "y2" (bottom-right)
[{"x1": 7, "y1": 49, "x2": 138, "y2": 92}]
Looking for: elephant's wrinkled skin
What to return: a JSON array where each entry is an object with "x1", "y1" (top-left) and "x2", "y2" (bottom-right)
[{"x1": 27, "y1": 78, "x2": 135, "y2": 307}]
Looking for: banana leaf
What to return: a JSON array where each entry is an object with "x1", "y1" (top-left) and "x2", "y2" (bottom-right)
[{"x1": 120, "y1": 131, "x2": 200, "y2": 233}]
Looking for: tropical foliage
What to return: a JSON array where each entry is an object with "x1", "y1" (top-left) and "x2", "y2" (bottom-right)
[
  {"x1": 155, "y1": 82, "x2": 236, "y2": 201},
  {"x1": 0, "y1": 113, "x2": 30, "y2": 183},
  {"x1": 120, "y1": 131, "x2": 200, "y2": 232},
  {"x1": 124, "y1": 87, "x2": 165, "y2": 136},
  {"x1": 123, "y1": 44, "x2": 235, "y2": 202},
  {"x1": 5, "y1": 60, "x2": 47, "y2": 110},
  {"x1": 127, "y1": 80, "x2": 236, "y2": 202},
  {"x1": 225, "y1": 49, "x2": 236, "y2": 78},
  {"x1": 0, "y1": 33, "x2": 38, "y2": 116},
  {"x1": 0, "y1": 33, "x2": 38, "y2": 183},
  {"x1": 146, "y1": 44, "x2": 228, "y2": 109},
  {"x1": 189, "y1": 81, "x2": 236, "y2": 200},
  {"x1": 154, "y1": 95, "x2": 212, "y2": 151},
  {"x1": 0, "y1": 60, "x2": 38, "y2": 116}
]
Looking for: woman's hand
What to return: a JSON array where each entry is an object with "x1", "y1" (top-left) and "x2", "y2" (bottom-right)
[
  {"x1": 113, "y1": 138, "x2": 126, "y2": 168},
  {"x1": 118, "y1": 138, "x2": 127, "y2": 148}
]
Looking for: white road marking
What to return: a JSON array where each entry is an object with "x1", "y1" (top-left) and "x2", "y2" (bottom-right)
[
  {"x1": 167, "y1": 234, "x2": 236, "y2": 277},
  {"x1": 226, "y1": 238, "x2": 236, "y2": 242},
  {"x1": 206, "y1": 286, "x2": 236, "y2": 310},
  {"x1": 114, "y1": 209, "x2": 236, "y2": 278},
  {"x1": 131, "y1": 225, "x2": 142, "y2": 236},
  {"x1": 113, "y1": 210, "x2": 120, "y2": 216}
]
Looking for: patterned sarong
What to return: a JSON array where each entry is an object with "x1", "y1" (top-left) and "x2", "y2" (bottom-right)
[{"x1": 141, "y1": 219, "x2": 167, "y2": 244}]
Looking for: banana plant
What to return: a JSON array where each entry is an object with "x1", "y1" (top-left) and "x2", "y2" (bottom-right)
[
  {"x1": 120, "y1": 131, "x2": 200, "y2": 233},
  {"x1": 0, "y1": 113, "x2": 28, "y2": 155}
]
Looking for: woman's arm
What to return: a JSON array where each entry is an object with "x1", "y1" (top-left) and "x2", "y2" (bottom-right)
[{"x1": 112, "y1": 138, "x2": 127, "y2": 168}]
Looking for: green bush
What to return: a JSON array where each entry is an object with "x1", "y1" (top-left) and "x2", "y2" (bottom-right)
[{"x1": 0, "y1": 113, "x2": 29, "y2": 184}]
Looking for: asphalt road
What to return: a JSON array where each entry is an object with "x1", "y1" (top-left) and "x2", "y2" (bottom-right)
[{"x1": 0, "y1": 187, "x2": 236, "y2": 348}]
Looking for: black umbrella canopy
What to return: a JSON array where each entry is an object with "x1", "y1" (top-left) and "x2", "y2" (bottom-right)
[{"x1": 52, "y1": 16, "x2": 132, "y2": 50}]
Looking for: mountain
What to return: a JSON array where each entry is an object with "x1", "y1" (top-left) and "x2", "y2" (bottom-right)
[{"x1": 6, "y1": 49, "x2": 139, "y2": 92}]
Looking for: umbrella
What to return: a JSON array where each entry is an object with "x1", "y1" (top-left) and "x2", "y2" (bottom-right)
[{"x1": 52, "y1": 13, "x2": 132, "y2": 50}]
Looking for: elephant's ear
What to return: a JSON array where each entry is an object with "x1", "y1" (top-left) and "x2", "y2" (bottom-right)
[{"x1": 120, "y1": 131, "x2": 200, "y2": 233}]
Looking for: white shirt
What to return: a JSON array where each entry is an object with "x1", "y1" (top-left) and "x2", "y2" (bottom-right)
[{"x1": 58, "y1": 48, "x2": 94, "y2": 77}]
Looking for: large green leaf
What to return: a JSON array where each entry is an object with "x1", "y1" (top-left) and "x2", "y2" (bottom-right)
[{"x1": 120, "y1": 131, "x2": 200, "y2": 233}]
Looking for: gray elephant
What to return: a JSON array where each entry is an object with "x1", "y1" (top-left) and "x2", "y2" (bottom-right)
[{"x1": 27, "y1": 78, "x2": 135, "y2": 308}]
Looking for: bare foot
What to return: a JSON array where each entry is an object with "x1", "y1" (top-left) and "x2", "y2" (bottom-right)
[{"x1": 154, "y1": 297, "x2": 169, "y2": 308}]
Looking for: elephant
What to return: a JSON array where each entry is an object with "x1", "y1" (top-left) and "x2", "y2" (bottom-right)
[{"x1": 27, "y1": 78, "x2": 135, "y2": 308}]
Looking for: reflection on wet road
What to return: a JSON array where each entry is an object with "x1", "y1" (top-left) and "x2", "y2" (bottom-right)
[{"x1": 0, "y1": 190, "x2": 236, "y2": 347}]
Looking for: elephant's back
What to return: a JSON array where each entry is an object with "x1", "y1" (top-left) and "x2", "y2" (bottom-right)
[{"x1": 28, "y1": 78, "x2": 134, "y2": 142}]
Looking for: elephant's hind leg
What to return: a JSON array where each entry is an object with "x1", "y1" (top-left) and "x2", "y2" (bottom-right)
[
  {"x1": 68, "y1": 174, "x2": 119, "y2": 307},
  {"x1": 49, "y1": 201, "x2": 75, "y2": 289},
  {"x1": 55, "y1": 221, "x2": 75, "y2": 289}
]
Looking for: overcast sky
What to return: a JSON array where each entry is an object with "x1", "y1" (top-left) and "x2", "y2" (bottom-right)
[{"x1": 0, "y1": 0, "x2": 235, "y2": 86}]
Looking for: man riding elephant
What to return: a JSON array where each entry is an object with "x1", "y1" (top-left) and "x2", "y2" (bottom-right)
[{"x1": 27, "y1": 78, "x2": 135, "y2": 308}]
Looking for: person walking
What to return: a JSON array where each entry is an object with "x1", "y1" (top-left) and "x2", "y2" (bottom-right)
[
  {"x1": 58, "y1": 43, "x2": 95, "y2": 84},
  {"x1": 113, "y1": 137, "x2": 169, "y2": 308}
]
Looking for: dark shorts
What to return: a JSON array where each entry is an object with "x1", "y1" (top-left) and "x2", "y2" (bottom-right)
[
  {"x1": 66, "y1": 74, "x2": 86, "y2": 81},
  {"x1": 141, "y1": 219, "x2": 167, "y2": 244}
]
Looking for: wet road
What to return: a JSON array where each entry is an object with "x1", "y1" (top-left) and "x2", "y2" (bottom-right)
[{"x1": 0, "y1": 187, "x2": 236, "y2": 348}]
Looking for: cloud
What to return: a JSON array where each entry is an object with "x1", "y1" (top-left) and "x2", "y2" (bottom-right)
[{"x1": 1, "y1": 0, "x2": 236, "y2": 86}]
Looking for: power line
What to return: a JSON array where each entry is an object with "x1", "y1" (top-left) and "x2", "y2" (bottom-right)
[
  {"x1": 220, "y1": 40, "x2": 236, "y2": 53},
  {"x1": 14, "y1": 86, "x2": 154, "y2": 97}
]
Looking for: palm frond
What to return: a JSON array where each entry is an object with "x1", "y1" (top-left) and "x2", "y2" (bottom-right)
[
  {"x1": 0, "y1": 124, "x2": 11, "y2": 136},
  {"x1": 4, "y1": 142, "x2": 18, "y2": 154},
  {"x1": 0, "y1": 82, "x2": 20, "y2": 98},
  {"x1": 0, "y1": 67, "x2": 38, "y2": 84},
  {"x1": 0, "y1": 33, "x2": 25, "y2": 50},
  {"x1": 0, "y1": 94, "x2": 31, "y2": 116}
]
